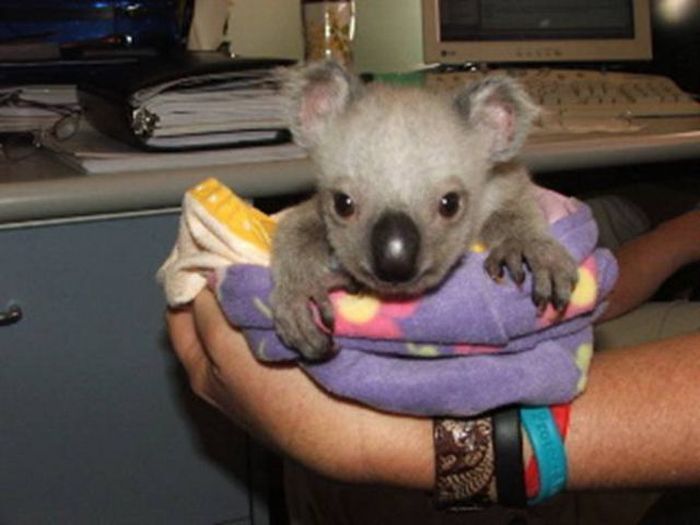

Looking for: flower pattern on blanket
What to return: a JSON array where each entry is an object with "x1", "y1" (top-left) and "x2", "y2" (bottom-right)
[
  {"x1": 537, "y1": 255, "x2": 600, "y2": 328},
  {"x1": 330, "y1": 292, "x2": 420, "y2": 340},
  {"x1": 329, "y1": 293, "x2": 452, "y2": 357}
]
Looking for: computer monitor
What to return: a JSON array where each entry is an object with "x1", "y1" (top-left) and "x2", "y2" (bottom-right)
[{"x1": 422, "y1": 0, "x2": 652, "y2": 65}]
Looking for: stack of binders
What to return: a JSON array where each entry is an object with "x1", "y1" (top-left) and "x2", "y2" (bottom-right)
[{"x1": 78, "y1": 51, "x2": 295, "y2": 151}]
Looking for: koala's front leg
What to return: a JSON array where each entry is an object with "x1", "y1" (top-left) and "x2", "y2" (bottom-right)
[
  {"x1": 480, "y1": 196, "x2": 579, "y2": 312},
  {"x1": 270, "y1": 197, "x2": 347, "y2": 360}
]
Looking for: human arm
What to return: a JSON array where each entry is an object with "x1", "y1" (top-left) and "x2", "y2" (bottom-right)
[
  {"x1": 567, "y1": 329, "x2": 700, "y2": 489},
  {"x1": 600, "y1": 209, "x2": 700, "y2": 321},
  {"x1": 168, "y1": 289, "x2": 700, "y2": 492}
]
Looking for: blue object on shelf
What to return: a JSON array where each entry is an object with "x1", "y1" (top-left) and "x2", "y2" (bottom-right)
[{"x1": 0, "y1": 1, "x2": 193, "y2": 54}]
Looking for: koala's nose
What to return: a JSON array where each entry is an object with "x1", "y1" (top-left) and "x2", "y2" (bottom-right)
[{"x1": 370, "y1": 211, "x2": 420, "y2": 283}]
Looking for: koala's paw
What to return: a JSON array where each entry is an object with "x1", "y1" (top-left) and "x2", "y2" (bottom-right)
[
  {"x1": 484, "y1": 237, "x2": 579, "y2": 312},
  {"x1": 270, "y1": 285, "x2": 336, "y2": 361}
]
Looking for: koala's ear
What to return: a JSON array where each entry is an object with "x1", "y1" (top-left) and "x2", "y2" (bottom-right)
[
  {"x1": 278, "y1": 61, "x2": 363, "y2": 149},
  {"x1": 453, "y1": 74, "x2": 539, "y2": 163}
]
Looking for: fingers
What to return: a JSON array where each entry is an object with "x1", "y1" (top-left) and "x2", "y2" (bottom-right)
[
  {"x1": 190, "y1": 289, "x2": 261, "y2": 384},
  {"x1": 166, "y1": 292, "x2": 240, "y2": 407},
  {"x1": 191, "y1": 289, "x2": 228, "y2": 335},
  {"x1": 166, "y1": 305, "x2": 209, "y2": 382},
  {"x1": 173, "y1": 291, "x2": 254, "y2": 426}
]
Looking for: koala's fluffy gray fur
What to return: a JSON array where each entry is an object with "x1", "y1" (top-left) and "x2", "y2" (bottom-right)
[{"x1": 270, "y1": 61, "x2": 578, "y2": 360}]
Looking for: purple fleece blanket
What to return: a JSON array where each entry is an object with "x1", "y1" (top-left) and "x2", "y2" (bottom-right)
[{"x1": 212, "y1": 202, "x2": 617, "y2": 417}]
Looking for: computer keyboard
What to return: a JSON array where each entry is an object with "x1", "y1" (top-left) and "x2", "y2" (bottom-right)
[{"x1": 425, "y1": 68, "x2": 700, "y2": 134}]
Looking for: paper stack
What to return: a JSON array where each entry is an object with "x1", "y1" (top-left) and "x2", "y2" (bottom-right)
[
  {"x1": 126, "y1": 69, "x2": 290, "y2": 149},
  {"x1": 78, "y1": 53, "x2": 296, "y2": 151},
  {"x1": 43, "y1": 121, "x2": 307, "y2": 174}
]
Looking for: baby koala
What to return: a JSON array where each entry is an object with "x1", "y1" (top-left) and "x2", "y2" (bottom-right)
[{"x1": 270, "y1": 61, "x2": 578, "y2": 360}]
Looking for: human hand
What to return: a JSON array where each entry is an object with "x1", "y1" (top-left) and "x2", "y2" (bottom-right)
[{"x1": 166, "y1": 290, "x2": 434, "y2": 488}]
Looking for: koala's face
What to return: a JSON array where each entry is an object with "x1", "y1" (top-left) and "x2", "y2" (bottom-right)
[
  {"x1": 282, "y1": 62, "x2": 537, "y2": 296},
  {"x1": 313, "y1": 87, "x2": 493, "y2": 296}
]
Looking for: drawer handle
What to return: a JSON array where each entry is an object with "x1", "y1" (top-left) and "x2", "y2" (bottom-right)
[{"x1": 0, "y1": 304, "x2": 22, "y2": 326}]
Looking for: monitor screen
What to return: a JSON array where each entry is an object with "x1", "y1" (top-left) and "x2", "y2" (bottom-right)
[{"x1": 423, "y1": 0, "x2": 652, "y2": 64}]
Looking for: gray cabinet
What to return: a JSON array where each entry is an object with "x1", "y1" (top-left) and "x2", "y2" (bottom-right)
[{"x1": 0, "y1": 213, "x2": 271, "y2": 524}]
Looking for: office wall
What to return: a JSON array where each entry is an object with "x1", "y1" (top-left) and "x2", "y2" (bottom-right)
[
  {"x1": 354, "y1": 0, "x2": 424, "y2": 72},
  {"x1": 225, "y1": 0, "x2": 304, "y2": 60},
  {"x1": 222, "y1": 0, "x2": 424, "y2": 73}
]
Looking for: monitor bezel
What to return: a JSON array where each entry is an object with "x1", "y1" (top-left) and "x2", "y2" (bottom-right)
[{"x1": 422, "y1": 0, "x2": 652, "y2": 64}]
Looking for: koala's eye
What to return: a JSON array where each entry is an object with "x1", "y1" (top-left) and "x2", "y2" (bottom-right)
[
  {"x1": 438, "y1": 192, "x2": 461, "y2": 218},
  {"x1": 333, "y1": 192, "x2": 355, "y2": 218}
]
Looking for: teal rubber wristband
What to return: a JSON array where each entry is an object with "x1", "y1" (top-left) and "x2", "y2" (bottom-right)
[{"x1": 520, "y1": 406, "x2": 567, "y2": 505}]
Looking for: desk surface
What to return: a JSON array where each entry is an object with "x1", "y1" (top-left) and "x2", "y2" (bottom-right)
[{"x1": 1, "y1": 116, "x2": 699, "y2": 225}]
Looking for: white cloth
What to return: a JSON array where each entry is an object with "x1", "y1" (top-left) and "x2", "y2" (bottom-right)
[{"x1": 157, "y1": 192, "x2": 272, "y2": 307}]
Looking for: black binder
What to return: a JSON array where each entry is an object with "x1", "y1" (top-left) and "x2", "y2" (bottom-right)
[{"x1": 78, "y1": 51, "x2": 295, "y2": 151}]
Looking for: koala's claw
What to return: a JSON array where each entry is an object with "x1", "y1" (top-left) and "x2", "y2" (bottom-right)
[
  {"x1": 271, "y1": 290, "x2": 336, "y2": 361},
  {"x1": 314, "y1": 292, "x2": 336, "y2": 332},
  {"x1": 485, "y1": 237, "x2": 579, "y2": 312}
]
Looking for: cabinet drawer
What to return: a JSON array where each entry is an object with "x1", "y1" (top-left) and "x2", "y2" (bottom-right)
[{"x1": 0, "y1": 214, "x2": 265, "y2": 524}]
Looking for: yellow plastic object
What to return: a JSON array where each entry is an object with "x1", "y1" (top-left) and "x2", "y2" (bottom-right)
[{"x1": 189, "y1": 178, "x2": 277, "y2": 253}]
